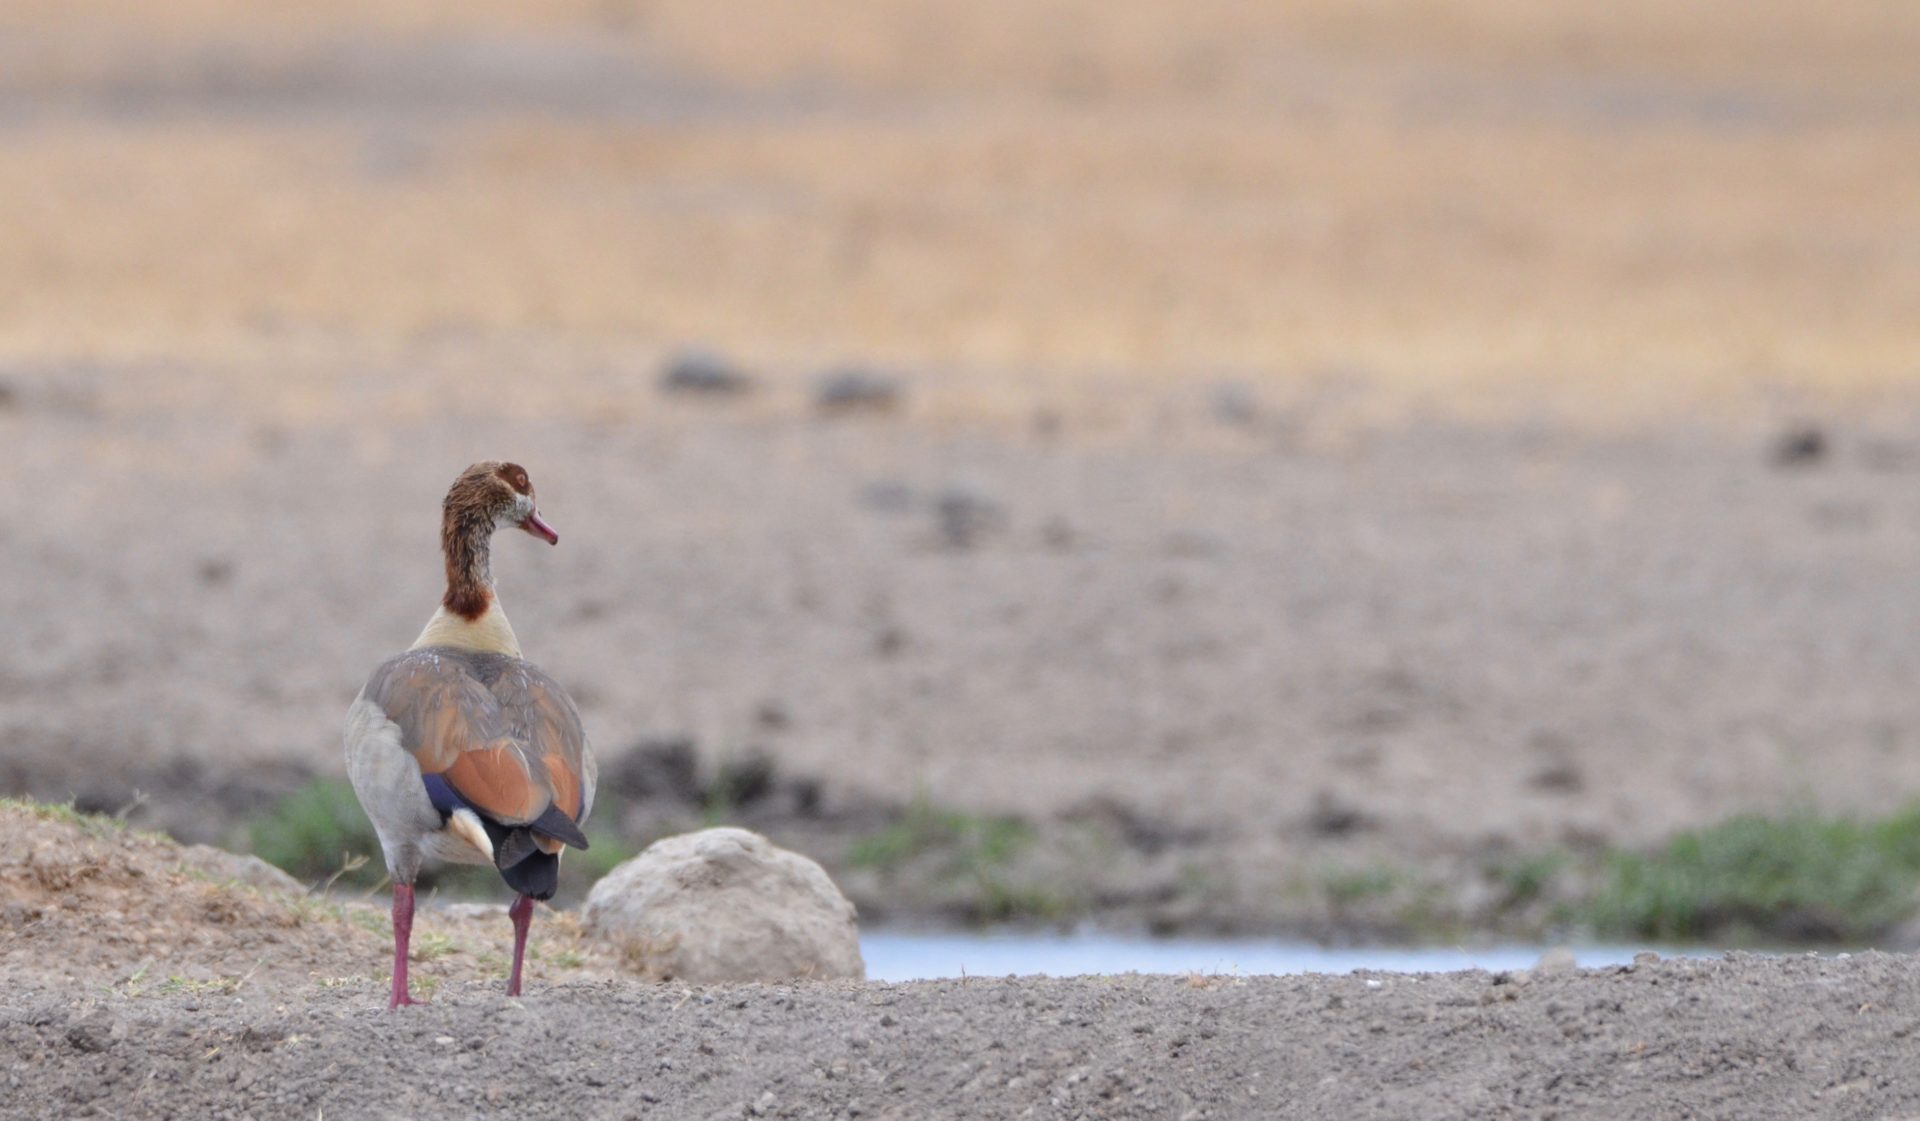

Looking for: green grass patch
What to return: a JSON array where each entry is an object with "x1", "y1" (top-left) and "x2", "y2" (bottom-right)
[
  {"x1": 847, "y1": 792, "x2": 1080, "y2": 922},
  {"x1": 848, "y1": 793, "x2": 1034, "y2": 873},
  {"x1": 1, "y1": 796, "x2": 129, "y2": 839},
  {"x1": 1318, "y1": 862, "x2": 1402, "y2": 905},
  {"x1": 411, "y1": 931, "x2": 458, "y2": 962},
  {"x1": 156, "y1": 975, "x2": 243, "y2": 996},
  {"x1": 1493, "y1": 851, "x2": 1568, "y2": 907},
  {"x1": 249, "y1": 778, "x2": 383, "y2": 888},
  {"x1": 1581, "y1": 806, "x2": 1920, "y2": 943},
  {"x1": 542, "y1": 946, "x2": 586, "y2": 970}
]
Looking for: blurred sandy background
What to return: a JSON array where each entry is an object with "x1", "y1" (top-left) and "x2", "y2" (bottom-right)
[{"x1": 4, "y1": 1, "x2": 1920, "y2": 929}]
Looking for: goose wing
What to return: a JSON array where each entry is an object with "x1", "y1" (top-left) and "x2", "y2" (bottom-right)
[{"x1": 361, "y1": 648, "x2": 593, "y2": 846}]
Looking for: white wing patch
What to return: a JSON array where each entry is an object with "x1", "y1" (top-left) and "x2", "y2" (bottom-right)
[{"x1": 447, "y1": 807, "x2": 495, "y2": 863}]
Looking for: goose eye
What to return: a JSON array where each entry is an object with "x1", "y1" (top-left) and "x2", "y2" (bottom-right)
[{"x1": 495, "y1": 464, "x2": 533, "y2": 495}]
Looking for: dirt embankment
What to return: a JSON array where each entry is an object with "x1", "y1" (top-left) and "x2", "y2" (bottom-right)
[{"x1": 7, "y1": 801, "x2": 1920, "y2": 1121}]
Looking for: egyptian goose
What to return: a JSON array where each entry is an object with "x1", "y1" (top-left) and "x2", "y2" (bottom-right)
[{"x1": 344, "y1": 461, "x2": 597, "y2": 1008}]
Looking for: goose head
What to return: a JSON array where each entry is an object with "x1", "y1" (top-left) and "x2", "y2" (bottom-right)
[{"x1": 445, "y1": 461, "x2": 559, "y2": 546}]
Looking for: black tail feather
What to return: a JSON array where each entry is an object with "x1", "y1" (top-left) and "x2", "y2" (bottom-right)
[
  {"x1": 528, "y1": 802, "x2": 589, "y2": 849},
  {"x1": 498, "y1": 850, "x2": 559, "y2": 900},
  {"x1": 494, "y1": 826, "x2": 541, "y2": 871},
  {"x1": 470, "y1": 802, "x2": 586, "y2": 902}
]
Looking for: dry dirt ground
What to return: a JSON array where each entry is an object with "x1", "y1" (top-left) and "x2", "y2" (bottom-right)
[
  {"x1": 3, "y1": 3, "x2": 1920, "y2": 934},
  {"x1": 18, "y1": 957, "x2": 1920, "y2": 1121},
  {"x1": 9, "y1": 804, "x2": 1920, "y2": 1121},
  {"x1": 13, "y1": 367, "x2": 1920, "y2": 933}
]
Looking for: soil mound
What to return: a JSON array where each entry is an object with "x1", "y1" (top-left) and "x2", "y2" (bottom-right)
[{"x1": 0, "y1": 802, "x2": 610, "y2": 997}]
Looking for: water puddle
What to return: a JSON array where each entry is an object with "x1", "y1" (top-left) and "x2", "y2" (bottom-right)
[{"x1": 861, "y1": 931, "x2": 1705, "y2": 982}]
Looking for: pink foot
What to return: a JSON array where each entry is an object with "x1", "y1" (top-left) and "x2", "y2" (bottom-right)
[
  {"x1": 506, "y1": 894, "x2": 534, "y2": 998},
  {"x1": 388, "y1": 882, "x2": 424, "y2": 1010}
]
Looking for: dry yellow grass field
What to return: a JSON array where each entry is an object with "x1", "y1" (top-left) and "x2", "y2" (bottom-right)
[{"x1": 1, "y1": 1, "x2": 1916, "y2": 424}]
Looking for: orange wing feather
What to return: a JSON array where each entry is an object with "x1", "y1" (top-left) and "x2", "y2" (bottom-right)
[
  {"x1": 363, "y1": 649, "x2": 593, "y2": 837},
  {"x1": 442, "y1": 746, "x2": 546, "y2": 823}
]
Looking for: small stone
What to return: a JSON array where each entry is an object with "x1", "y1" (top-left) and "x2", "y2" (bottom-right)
[
  {"x1": 873, "y1": 627, "x2": 908, "y2": 657},
  {"x1": 1770, "y1": 423, "x2": 1827, "y2": 467},
  {"x1": 1633, "y1": 951, "x2": 1661, "y2": 967},
  {"x1": 1535, "y1": 947, "x2": 1578, "y2": 975},
  {"x1": 754, "y1": 701, "x2": 791, "y2": 731},
  {"x1": 1208, "y1": 381, "x2": 1260, "y2": 426},
  {"x1": 2, "y1": 903, "x2": 43, "y2": 926},
  {"x1": 815, "y1": 368, "x2": 902, "y2": 413},
  {"x1": 435, "y1": 1036, "x2": 456, "y2": 1046},
  {"x1": 1307, "y1": 790, "x2": 1372, "y2": 836},
  {"x1": 65, "y1": 1010, "x2": 118, "y2": 1053},
  {"x1": 660, "y1": 350, "x2": 754, "y2": 396},
  {"x1": 1526, "y1": 760, "x2": 1585, "y2": 794},
  {"x1": 934, "y1": 486, "x2": 1006, "y2": 550},
  {"x1": 751, "y1": 1091, "x2": 777, "y2": 1116},
  {"x1": 196, "y1": 558, "x2": 235, "y2": 586}
]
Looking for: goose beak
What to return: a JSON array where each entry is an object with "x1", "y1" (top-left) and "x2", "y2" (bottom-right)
[{"x1": 521, "y1": 509, "x2": 559, "y2": 545}]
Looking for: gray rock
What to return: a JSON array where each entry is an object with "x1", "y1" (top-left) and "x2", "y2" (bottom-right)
[
  {"x1": 814, "y1": 368, "x2": 902, "y2": 413},
  {"x1": 1769, "y1": 423, "x2": 1827, "y2": 467},
  {"x1": 1307, "y1": 789, "x2": 1372, "y2": 836},
  {"x1": 934, "y1": 485, "x2": 1006, "y2": 550},
  {"x1": 1207, "y1": 381, "x2": 1260, "y2": 426},
  {"x1": 1535, "y1": 946, "x2": 1578, "y2": 975},
  {"x1": 65, "y1": 1009, "x2": 119, "y2": 1053},
  {"x1": 1526, "y1": 759, "x2": 1585, "y2": 793},
  {"x1": 660, "y1": 350, "x2": 755, "y2": 396},
  {"x1": 582, "y1": 827, "x2": 864, "y2": 983},
  {"x1": 179, "y1": 845, "x2": 305, "y2": 895}
]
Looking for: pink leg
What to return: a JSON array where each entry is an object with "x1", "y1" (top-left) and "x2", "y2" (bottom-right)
[
  {"x1": 506, "y1": 894, "x2": 534, "y2": 997},
  {"x1": 389, "y1": 882, "x2": 421, "y2": 1009}
]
